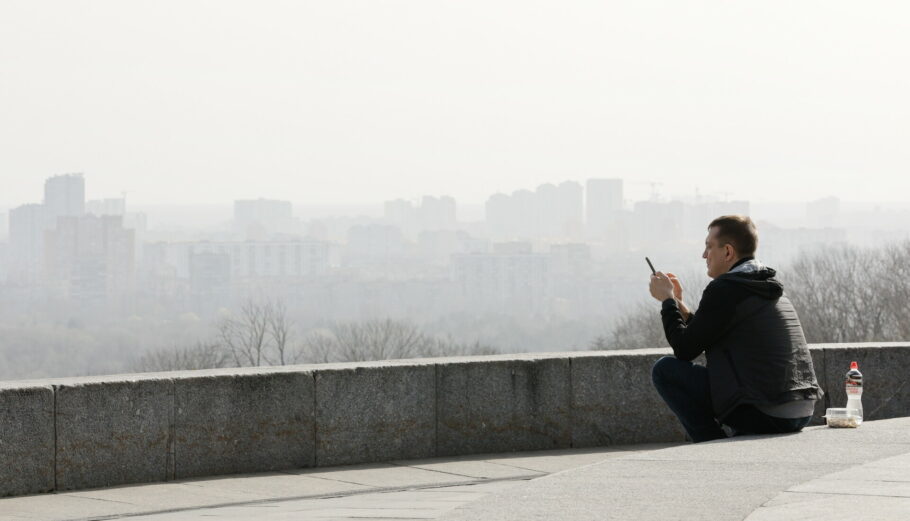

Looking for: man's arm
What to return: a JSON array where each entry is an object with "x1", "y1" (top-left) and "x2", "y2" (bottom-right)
[
  {"x1": 677, "y1": 300, "x2": 693, "y2": 323},
  {"x1": 660, "y1": 281, "x2": 737, "y2": 361}
]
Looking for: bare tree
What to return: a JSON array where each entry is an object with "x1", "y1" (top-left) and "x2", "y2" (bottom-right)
[
  {"x1": 131, "y1": 341, "x2": 231, "y2": 372},
  {"x1": 299, "y1": 319, "x2": 497, "y2": 363},
  {"x1": 590, "y1": 301, "x2": 668, "y2": 350},
  {"x1": 265, "y1": 300, "x2": 297, "y2": 365},
  {"x1": 217, "y1": 298, "x2": 300, "y2": 367},
  {"x1": 882, "y1": 241, "x2": 910, "y2": 341},
  {"x1": 786, "y1": 244, "x2": 896, "y2": 343}
]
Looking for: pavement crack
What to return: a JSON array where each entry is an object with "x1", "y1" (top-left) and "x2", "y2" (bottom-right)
[
  {"x1": 387, "y1": 462, "x2": 484, "y2": 480},
  {"x1": 482, "y1": 460, "x2": 549, "y2": 474},
  {"x1": 66, "y1": 495, "x2": 137, "y2": 506},
  {"x1": 299, "y1": 474, "x2": 378, "y2": 487},
  {"x1": 57, "y1": 475, "x2": 536, "y2": 521}
]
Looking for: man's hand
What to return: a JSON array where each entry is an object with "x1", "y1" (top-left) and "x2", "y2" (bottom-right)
[
  {"x1": 666, "y1": 272, "x2": 683, "y2": 301},
  {"x1": 665, "y1": 272, "x2": 692, "y2": 321},
  {"x1": 649, "y1": 271, "x2": 675, "y2": 302}
]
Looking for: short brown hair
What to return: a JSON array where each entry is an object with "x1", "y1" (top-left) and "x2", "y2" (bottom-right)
[{"x1": 708, "y1": 215, "x2": 758, "y2": 256}]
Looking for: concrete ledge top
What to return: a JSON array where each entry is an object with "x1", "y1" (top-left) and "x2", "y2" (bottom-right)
[{"x1": 3, "y1": 344, "x2": 909, "y2": 388}]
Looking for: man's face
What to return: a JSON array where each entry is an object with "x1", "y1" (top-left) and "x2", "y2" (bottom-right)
[{"x1": 702, "y1": 227, "x2": 735, "y2": 279}]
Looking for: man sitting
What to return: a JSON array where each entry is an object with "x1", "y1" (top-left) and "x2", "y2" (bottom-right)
[{"x1": 649, "y1": 215, "x2": 823, "y2": 442}]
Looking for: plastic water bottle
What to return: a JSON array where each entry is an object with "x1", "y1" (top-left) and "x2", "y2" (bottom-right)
[{"x1": 846, "y1": 361, "x2": 863, "y2": 425}]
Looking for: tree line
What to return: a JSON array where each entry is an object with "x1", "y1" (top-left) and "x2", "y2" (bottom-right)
[{"x1": 133, "y1": 303, "x2": 497, "y2": 372}]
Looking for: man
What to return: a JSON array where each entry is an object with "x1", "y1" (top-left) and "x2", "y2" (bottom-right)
[{"x1": 648, "y1": 215, "x2": 823, "y2": 442}]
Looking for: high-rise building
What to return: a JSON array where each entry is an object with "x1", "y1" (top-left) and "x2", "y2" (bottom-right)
[
  {"x1": 585, "y1": 178, "x2": 623, "y2": 236},
  {"x1": 8, "y1": 204, "x2": 46, "y2": 285},
  {"x1": 44, "y1": 173, "x2": 85, "y2": 227},
  {"x1": 684, "y1": 200, "x2": 751, "y2": 239},
  {"x1": 632, "y1": 200, "x2": 685, "y2": 249},
  {"x1": 0, "y1": 211, "x2": 8, "y2": 241},
  {"x1": 419, "y1": 196, "x2": 456, "y2": 231},
  {"x1": 384, "y1": 199, "x2": 414, "y2": 235},
  {"x1": 86, "y1": 197, "x2": 126, "y2": 216},
  {"x1": 485, "y1": 193, "x2": 514, "y2": 240},
  {"x1": 44, "y1": 214, "x2": 135, "y2": 299},
  {"x1": 384, "y1": 196, "x2": 457, "y2": 239},
  {"x1": 554, "y1": 181, "x2": 584, "y2": 238},
  {"x1": 452, "y1": 245, "x2": 550, "y2": 312}
]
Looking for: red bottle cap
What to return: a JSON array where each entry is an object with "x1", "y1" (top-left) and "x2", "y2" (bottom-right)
[{"x1": 850, "y1": 361, "x2": 859, "y2": 370}]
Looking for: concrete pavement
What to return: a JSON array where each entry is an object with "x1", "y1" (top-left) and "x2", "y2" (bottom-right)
[
  {"x1": 443, "y1": 416, "x2": 910, "y2": 521},
  {"x1": 2, "y1": 417, "x2": 909, "y2": 520},
  {"x1": 0, "y1": 444, "x2": 677, "y2": 520}
]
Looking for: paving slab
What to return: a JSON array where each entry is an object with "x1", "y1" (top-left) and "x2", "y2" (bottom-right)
[
  {"x1": 393, "y1": 459, "x2": 542, "y2": 480},
  {"x1": 442, "y1": 417, "x2": 910, "y2": 521},
  {"x1": 286, "y1": 463, "x2": 481, "y2": 488},
  {"x1": 120, "y1": 480, "x2": 521, "y2": 521},
  {"x1": 746, "y1": 493, "x2": 910, "y2": 521},
  {"x1": 181, "y1": 472, "x2": 373, "y2": 498},
  {"x1": 479, "y1": 443, "x2": 681, "y2": 474}
]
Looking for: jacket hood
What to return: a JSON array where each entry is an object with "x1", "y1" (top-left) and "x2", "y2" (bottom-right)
[{"x1": 717, "y1": 260, "x2": 784, "y2": 299}]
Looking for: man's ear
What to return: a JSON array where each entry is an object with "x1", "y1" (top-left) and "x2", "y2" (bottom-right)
[{"x1": 724, "y1": 243, "x2": 736, "y2": 260}]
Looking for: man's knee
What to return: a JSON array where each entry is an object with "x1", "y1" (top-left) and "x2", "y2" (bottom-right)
[{"x1": 651, "y1": 356, "x2": 677, "y2": 387}]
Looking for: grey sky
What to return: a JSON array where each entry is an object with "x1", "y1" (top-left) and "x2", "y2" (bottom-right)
[{"x1": 1, "y1": 1, "x2": 908, "y2": 207}]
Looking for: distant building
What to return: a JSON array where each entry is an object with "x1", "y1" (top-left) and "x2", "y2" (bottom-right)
[
  {"x1": 0, "y1": 211, "x2": 8, "y2": 241},
  {"x1": 44, "y1": 173, "x2": 85, "y2": 227},
  {"x1": 416, "y1": 230, "x2": 481, "y2": 266},
  {"x1": 384, "y1": 199, "x2": 414, "y2": 235},
  {"x1": 554, "y1": 181, "x2": 584, "y2": 238},
  {"x1": 188, "y1": 251, "x2": 231, "y2": 304},
  {"x1": 420, "y1": 196, "x2": 456, "y2": 231},
  {"x1": 485, "y1": 193, "x2": 515, "y2": 240},
  {"x1": 7, "y1": 204, "x2": 46, "y2": 285},
  {"x1": 383, "y1": 196, "x2": 456, "y2": 239},
  {"x1": 346, "y1": 224, "x2": 405, "y2": 263},
  {"x1": 632, "y1": 200, "x2": 685, "y2": 250},
  {"x1": 233, "y1": 199, "x2": 296, "y2": 239},
  {"x1": 452, "y1": 244, "x2": 550, "y2": 311},
  {"x1": 44, "y1": 214, "x2": 135, "y2": 300},
  {"x1": 191, "y1": 240, "x2": 330, "y2": 280},
  {"x1": 585, "y1": 178, "x2": 623, "y2": 236},
  {"x1": 86, "y1": 197, "x2": 126, "y2": 216},
  {"x1": 760, "y1": 224, "x2": 848, "y2": 267},
  {"x1": 684, "y1": 200, "x2": 751, "y2": 239}
]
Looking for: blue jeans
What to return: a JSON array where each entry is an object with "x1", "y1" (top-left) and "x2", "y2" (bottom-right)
[{"x1": 651, "y1": 356, "x2": 812, "y2": 443}]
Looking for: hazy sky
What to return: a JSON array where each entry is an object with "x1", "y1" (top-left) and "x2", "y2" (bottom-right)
[{"x1": 1, "y1": 1, "x2": 908, "y2": 207}]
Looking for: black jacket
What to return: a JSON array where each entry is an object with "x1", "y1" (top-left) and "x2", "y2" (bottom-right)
[{"x1": 660, "y1": 264, "x2": 823, "y2": 420}]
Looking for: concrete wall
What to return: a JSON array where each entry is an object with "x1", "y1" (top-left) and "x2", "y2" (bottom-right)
[{"x1": 1, "y1": 343, "x2": 908, "y2": 497}]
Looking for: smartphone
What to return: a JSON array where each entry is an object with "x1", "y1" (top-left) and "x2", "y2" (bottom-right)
[{"x1": 645, "y1": 257, "x2": 656, "y2": 275}]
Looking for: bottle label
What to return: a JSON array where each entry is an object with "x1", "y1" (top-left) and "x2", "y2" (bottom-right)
[{"x1": 846, "y1": 381, "x2": 862, "y2": 394}]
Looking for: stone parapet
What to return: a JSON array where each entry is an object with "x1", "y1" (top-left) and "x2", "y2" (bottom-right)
[{"x1": 0, "y1": 343, "x2": 907, "y2": 497}]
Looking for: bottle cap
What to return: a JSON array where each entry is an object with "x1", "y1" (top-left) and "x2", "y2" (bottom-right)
[{"x1": 850, "y1": 361, "x2": 859, "y2": 370}]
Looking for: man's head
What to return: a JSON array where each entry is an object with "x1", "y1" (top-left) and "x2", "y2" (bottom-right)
[{"x1": 703, "y1": 215, "x2": 758, "y2": 278}]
